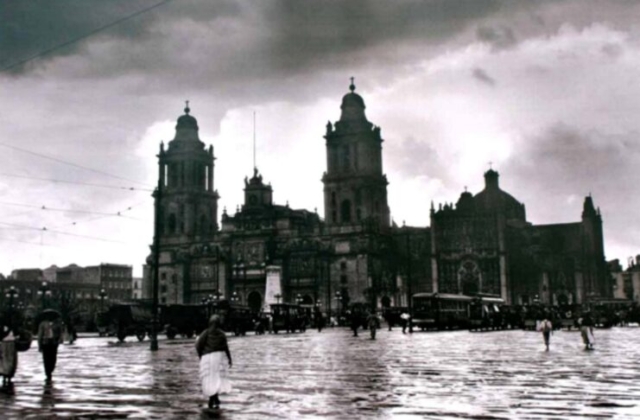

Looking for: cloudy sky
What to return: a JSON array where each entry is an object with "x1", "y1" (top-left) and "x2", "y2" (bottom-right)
[{"x1": 1, "y1": 0, "x2": 639, "y2": 277}]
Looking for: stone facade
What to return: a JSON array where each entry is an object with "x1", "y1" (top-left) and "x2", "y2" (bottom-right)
[{"x1": 144, "y1": 83, "x2": 610, "y2": 312}]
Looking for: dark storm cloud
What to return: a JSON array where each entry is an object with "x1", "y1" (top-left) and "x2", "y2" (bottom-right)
[
  {"x1": 472, "y1": 68, "x2": 496, "y2": 86},
  {"x1": 0, "y1": 0, "x2": 241, "y2": 73},
  {"x1": 1, "y1": 0, "x2": 502, "y2": 79},
  {"x1": 476, "y1": 25, "x2": 517, "y2": 50}
]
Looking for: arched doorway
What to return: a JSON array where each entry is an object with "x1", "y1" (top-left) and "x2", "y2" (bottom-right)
[
  {"x1": 247, "y1": 291, "x2": 262, "y2": 313},
  {"x1": 381, "y1": 296, "x2": 391, "y2": 308},
  {"x1": 302, "y1": 295, "x2": 313, "y2": 305},
  {"x1": 459, "y1": 260, "x2": 481, "y2": 295}
]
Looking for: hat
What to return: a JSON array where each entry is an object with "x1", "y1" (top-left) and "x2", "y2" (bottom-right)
[{"x1": 209, "y1": 314, "x2": 221, "y2": 326}]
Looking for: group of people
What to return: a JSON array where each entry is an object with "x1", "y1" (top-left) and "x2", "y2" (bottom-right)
[
  {"x1": 538, "y1": 311, "x2": 596, "y2": 351},
  {"x1": 0, "y1": 315, "x2": 73, "y2": 388}
]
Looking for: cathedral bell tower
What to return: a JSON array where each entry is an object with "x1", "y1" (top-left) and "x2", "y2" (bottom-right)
[
  {"x1": 322, "y1": 79, "x2": 390, "y2": 229},
  {"x1": 157, "y1": 103, "x2": 219, "y2": 240}
]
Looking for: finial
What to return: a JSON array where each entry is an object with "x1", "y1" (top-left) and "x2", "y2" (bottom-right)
[
  {"x1": 349, "y1": 77, "x2": 355, "y2": 93},
  {"x1": 185, "y1": 100, "x2": 190, "y2": 115},
  {"x1": 488, "y1": 161, "x2": 493, "y2": 170},
  {"x1": 464, "y1": 186, "x2": 468, "y2": 192}
]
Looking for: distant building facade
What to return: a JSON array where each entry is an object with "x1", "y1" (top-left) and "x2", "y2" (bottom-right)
[
  {"x1": 610, "y1": 256, "x2": 640, "y2": 303},
  {"x1": 144, "y1": 82, "x2": 610, "y2": 312},
  {"x1": 84, "y1": 263, "x2": 133, "y2": 301}
]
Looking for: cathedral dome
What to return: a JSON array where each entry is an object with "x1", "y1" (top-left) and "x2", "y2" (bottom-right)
[
  {"x1": 473, "y1": 170, "x2": 526, "y2": 220},
  {"x1": 176, "y1": 103, "x2": 199, "y2": 130},
  {"x1": 339, "y1": 78, "x2": 368, "y2": 122},
  {"x1": 456, "y1": 190, "x2": 474, "y2": 213},
  {"x1": 172, "y1": 102, "x2": 201, "y2": 143}
]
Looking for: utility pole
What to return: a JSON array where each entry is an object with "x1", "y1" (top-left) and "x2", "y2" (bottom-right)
[
  {"x1": 150, "y1": 164, "x2": 163, "y2": 352},
  {"x1": 406, "y1": 230, "x2": 413, "y2": 333}
]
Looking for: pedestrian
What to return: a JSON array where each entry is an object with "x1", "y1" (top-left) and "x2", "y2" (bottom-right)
[
  {"x1": 196, "y1": 315, "x2": 232, "y2": 410},
  {"x1": 400, "y1": 311, "x2": 410, "y2": 334},
  {"x1": 384, "y1": 311, "x2": 393, "y2": 331},
  {"x1": 580, "y1": 311, "x2": 595, "y2": 350},
  {"x1": 539, "y1": 316, "x2": 553, "y2": 351},
  {"x1": 315, "y1": 311, "x2": 325, "y2": 332},
  {"x1": 1, "y1": 325, "x2": 17, "y2": 388},
  {"x1": 349, "y1": 311, "x2": 360, "y2": 337},
  {"x1": 37, "y1": 316, "x2": 62, "y2": 383},
  {"x1": 367, "y1": 311, "x2": 380, "y2": 340}
]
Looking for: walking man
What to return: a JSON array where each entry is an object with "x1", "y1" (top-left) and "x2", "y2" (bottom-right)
[
  {"x1": 580, "y1": 311, "x2": 595, "y2": 350},
  {"x1": 37, "y1": 316, "x2": 62, "y2": 383},
  {"x1": 400, "y1": 311, "x2": 410, "y2": 334},
  {"x1": 539, "y1": 316, "x2": 553, "y2": 351}
]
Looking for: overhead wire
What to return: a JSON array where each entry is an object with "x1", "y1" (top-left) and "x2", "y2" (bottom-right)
[
  {"x1": 0, "y1": 221, "x2": 128, "y2": 244},
  {"x1": 1, "y1": 0, "x2": 177, "y2": 73},
  {"x1": 0, "y1": 173, "x2": 154, "y2": 192},
  {"x1": 0, "y1": 200, "x2": 145, "y2": 221},
  {"x1": 0, "y1": 143, "x2": 153, "y2": 187}
]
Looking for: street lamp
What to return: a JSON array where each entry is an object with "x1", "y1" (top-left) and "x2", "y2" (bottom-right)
[
  {"x1": 99, "y1": 289, "x2": 107, "y2": 312},
  {"x1": 201, "y1": 297, "x2": 210, "y2": 318},
  {"x1": 231, "y1": 291, "x2": 239, "y2": 303},
  {"x1": 233, "y1": 262, "x2": 246, "y2": 304},
  {"x1": 5, "y1": 286, "x2": 18, "y2": 329},
  {"x1": 274, "y1": 293, "x2": 282, "y2": 304},
  {"x1": 37, "y1": 282, "x2": 51, "y2": 310},
  {"x1": 296, "y1": 293, "x2": 303, "y2": 305}
]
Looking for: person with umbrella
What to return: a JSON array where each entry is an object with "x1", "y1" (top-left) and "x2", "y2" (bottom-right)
[{"x1": 37, "y1": 309, "x2": 62, "y2": 383}]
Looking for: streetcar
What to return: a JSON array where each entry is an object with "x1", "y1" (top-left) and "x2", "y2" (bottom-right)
[
  {"x1": 161, "y1": 304, "x2": 207, "y2": 339},
  {"x1": 412, "y1": 293, "x2": 473, "y2": 330},
  {"x1": 106, "y1": 303, "x2": 153, "y2": 342},
  {"x1": 209, "y1": 299, "x2": 255, "y2": 336},
  {"x1": 269, "y1": 303, "x2": 307, "y2": 333},
  {"x1": 469, "y1": 295, "x2": 505, "y2": 331}
]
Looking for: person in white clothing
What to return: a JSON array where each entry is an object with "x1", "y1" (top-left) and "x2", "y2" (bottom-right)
[{"x1": 195, "y1": 315, "x2": 233, "y2": 409}]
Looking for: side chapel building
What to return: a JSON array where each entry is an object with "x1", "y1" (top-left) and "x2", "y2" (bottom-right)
[{"x1": 144, "y1": 81, "x2": 609, "y2": 313}]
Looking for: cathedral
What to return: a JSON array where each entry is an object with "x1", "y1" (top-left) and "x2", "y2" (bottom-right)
[{"x1": 143, "y1": 81, "x2": 610, "y2": 313}]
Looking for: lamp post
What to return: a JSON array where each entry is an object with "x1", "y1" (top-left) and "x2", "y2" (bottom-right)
[
  {"x1": 37, "y1": 282, "x2": 51, "y2": 310},
  {"x1": 5, "y1": 286, "x2": 18, "y2": 329},
  {"x1": 295, "y1": 293, "x2": 303, "y2": 305},
  {"x1": 231, "y1": 291, "x2": 239, "y2": 303},
  {"x1": 150, "y1": 156, "x2": 164, "y2": 352},
  {"x1": 201, "y1": 297, "x2": 209, "y2": 319},
  {"x1": 334, "y1": 291, "x2": 342, "y2": 323},
  {"x1": 233, "y1": 262, "x2": 246, "y2": 304},
  {"x1": 99, "y1": 289, "x2": 107, "y2": 312},
  {"x1": 405, "y1": 230, "x2": 414, "y2": 333},
  {"x1": 274, "y1": 293, "x2": 282, "y2": 304}
]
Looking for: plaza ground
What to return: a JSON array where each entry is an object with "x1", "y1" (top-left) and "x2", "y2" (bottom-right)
[{"x1": 1, "y1": 326, "x2": 640, "y2": 419}]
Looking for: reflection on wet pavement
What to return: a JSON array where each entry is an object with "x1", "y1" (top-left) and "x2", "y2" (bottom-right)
[{"x1": 1, "y1": 328, "x2": 640, "y2": 419}]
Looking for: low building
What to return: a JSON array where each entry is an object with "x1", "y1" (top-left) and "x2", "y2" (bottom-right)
[{"x1": 84, "y1": 263, "x2": 133, "y2": 302}]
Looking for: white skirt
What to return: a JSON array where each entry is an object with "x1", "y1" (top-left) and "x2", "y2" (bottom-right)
[{"x1": 199, "y1": 351, "x2": 231, "y2": 397}]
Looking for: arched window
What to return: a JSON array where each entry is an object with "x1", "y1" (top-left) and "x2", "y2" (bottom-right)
[
  {"x1": 247, "y1": 291, "x2": 262, "y2": 313},
  {"x1": 341, "y1": 200, "x2": 352, "y2": 223}
]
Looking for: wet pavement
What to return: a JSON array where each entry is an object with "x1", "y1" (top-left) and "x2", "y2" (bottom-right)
[{"x1": 1, "y1": 327, "x2": 640, "y2": 419}]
